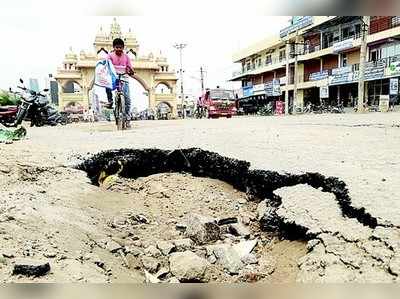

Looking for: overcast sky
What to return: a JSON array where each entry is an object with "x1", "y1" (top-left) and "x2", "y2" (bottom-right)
[{"x1": 0, "y1": 15, "x2": 289, "y2": 94}]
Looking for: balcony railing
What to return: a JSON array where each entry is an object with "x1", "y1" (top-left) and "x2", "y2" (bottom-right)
[
  {"x1": 304, "y1": 44, "x2": 321, "y2": 55},
  {"x1": 304, "y1": 69, "x2": 332, "y2": 82},
  {"x1": 303, "y1": 32, "x2": 362, "y2": 54},
  {"x1": 321, "y1": 32, "x2": 361, "y2": 50},
  {"x1": 232, "y1": 58, "x2": 287, "y2": 78},
  {"x1": 370, "y1": 16, "x2": 400, "y2": 34},
  {"x1": 370, "y1": 54, "x2": 400, "y2": 67}
]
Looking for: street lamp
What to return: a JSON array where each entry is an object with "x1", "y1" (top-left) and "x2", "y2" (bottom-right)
[{"x1": 173, "y1": 43, "x2": 187, "y2": 118}]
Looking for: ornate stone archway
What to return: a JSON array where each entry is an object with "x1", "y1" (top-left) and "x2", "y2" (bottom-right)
[{"x1": 54, "y1": 18, "x2": 178, "y2": 116}]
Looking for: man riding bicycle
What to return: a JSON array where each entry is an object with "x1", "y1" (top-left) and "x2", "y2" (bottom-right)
[{"x1": 105, "y1": 38, "x2": 134, "y2": 127}]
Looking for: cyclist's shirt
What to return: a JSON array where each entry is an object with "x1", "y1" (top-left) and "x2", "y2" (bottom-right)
[{"x1": 107, "y1": 52, "x2": 133, "y2": 75}]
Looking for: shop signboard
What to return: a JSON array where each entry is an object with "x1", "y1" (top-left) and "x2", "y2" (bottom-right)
[
  {"x1": 390, "y1": 78, "x2": 399, "y2": 95},
  {"x1": 309, "y1": 70, "x2": 329, "y2": 81},
  {"x1": 329, "y1": 62, "x2": 384, "y2": 85},
  {"x1": 272, "y1": 79, "x2": 281, "y2": 96},
  {"x1": 264, "y1": 81, "x2": 273, "y2": 96},
  {"x1": 388, "y1": 60, "x2": 400, "y2": 76},
  {"x1": 333, "y1": 39, "x2": 354, "y2": 53},
  {"x1": 279, "y1": 76, "x2": 287, "y2": 85},
  {"x1": 275, "y1": 100, "x2": 284, "y2": 115},
  {"x1": 331, "y1": 66, "x2": 352, "y2": 75},
  {"x1": 329, "y1": 70, "x2": 354, "y2": 85},
  {"x1": 379, "y1": 95, "x2": 390, "y2": 112},
  {"x1": 242, "y1": 85, "x2": 253, "y2": 98},
  {"x1": 320, "y1": 86, "x2": 329, "y2": 98},
  {"x1": 364, "y1": 61, "x2": 385, "y2": 81},
  {"x1": 253, "y1": 84, "x2": 265, "y2": 95},
  {"x1": 264, "y1": 79, "x2": 282, "y2": 96},
  {"x1": 280, "y1": 16, "x2": 313, "y2": 38}
]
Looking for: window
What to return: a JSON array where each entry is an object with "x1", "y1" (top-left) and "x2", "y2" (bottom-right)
[
  {"x1": 323, "y1": 32, "x2": 334, "y2": 48},
  {"x1": 265, "y1": 54, "x2": 272, "y2": 65},
  {"x1": 371, "y1": 49, "x2": 378, "y2": 62},
  {"x1": 341, "y1": 53, "x2": 348, "y2": 67},
  {"x1": 333, "y1": 31, "x2": 340, "y2": 42},
  {"x1": 355, "y1": 24, "x2": 361, "y2": 37},
  {"x1": 395, "y1": 44, "x2": 400, "y2": 56},
  {"x1": 392, "y1": 16, "x2": 400, "y2": 27},
  {"x1": 388, "y1": 45, "x2": 395, "y2": 57},
  {"x1": 382, "y1": 47, "x2": 388, "y2": 59},
  {"x1": 342, "y1": 27, "x2": 350, "y2": 39},
  {"x1": 279, "y1": 50, "x2": 286, "y2": 62}
]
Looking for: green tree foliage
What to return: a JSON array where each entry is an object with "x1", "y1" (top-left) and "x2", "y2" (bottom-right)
[{"x1": 0, "y1": 90, "x2": 20, "y2": 106}]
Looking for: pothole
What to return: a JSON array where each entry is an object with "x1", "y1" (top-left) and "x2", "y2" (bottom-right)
[
  {"x1": 101, "y1": 172, "x2": 306, "y2": 282},
  {"x1": 76, "y1": 147, "x2": 379, "y2": 283}
]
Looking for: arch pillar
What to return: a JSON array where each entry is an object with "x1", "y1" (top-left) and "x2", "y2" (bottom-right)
[{"x1": 149, "y1": 89, "x2": 157, "y2": 111}]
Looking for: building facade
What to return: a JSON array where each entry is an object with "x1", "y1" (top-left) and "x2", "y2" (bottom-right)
[
  {"x1": 231, "y1": 16, "x2": 400, "y2": 112},
  {"x1": 54, "y1": 18, "x2": 178, "y2": 116}
]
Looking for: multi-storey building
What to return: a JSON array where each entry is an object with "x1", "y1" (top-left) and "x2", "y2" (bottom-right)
[{"x1": 231, "y1": 16, "x2": 400, "y2": 112}]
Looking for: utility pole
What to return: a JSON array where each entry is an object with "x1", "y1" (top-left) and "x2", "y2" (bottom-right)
[
  {"x1": 174, "y1": 43, "x2": 187, "y2": 118},
  {"x1": 293, "y1": 31, "x2": 300, "y2": 115},
  {"x1": 285, "y1": 40, "x2": 290, "y2": 115},
  {"x1": 200, "y1": 66, "x2": 205, "y2": 93},
  {"x1": 358, "y1": 16, "x2": 370, "y2": 113}
]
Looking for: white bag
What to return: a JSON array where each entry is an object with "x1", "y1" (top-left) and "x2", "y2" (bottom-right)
[{"x1": 94, "y1": 59, "x2": 117, "y2": 90}]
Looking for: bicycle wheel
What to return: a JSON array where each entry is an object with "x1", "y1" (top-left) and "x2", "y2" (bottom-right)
[
  {"x1": 120, "y1": 93, "x2": 126, "y2": 130},
  {"x1": 114, "y1": 94, "x2": 123, "y2": 130}
]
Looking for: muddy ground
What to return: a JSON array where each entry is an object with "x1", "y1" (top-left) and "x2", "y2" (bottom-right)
[{"x1": 1, "y1": 113, "x2": 400, "y2": 282}]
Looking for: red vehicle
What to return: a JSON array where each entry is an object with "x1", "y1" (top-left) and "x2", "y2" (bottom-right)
[
  {"x1": 0, "y1": 105, "x2": 18, "y2": 126},
  {"x1": 196, "y1": 88, "x2": 237, "y2": 118}
]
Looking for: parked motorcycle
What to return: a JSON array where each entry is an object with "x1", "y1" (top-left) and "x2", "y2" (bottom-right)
[
  {"x1": 7, "y1": 79, "x2": 66, "y2": 127},
  {"x1": 330, "y1": 103, "x2": 345, "y2": 113},
  {"x1": 257, "y1": 103, "x2": 273, "y2": 116}
]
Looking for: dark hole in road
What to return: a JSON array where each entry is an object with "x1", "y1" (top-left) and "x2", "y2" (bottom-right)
[{"x1": 76, "y1": 148, "x2": 378, "y2": 240}]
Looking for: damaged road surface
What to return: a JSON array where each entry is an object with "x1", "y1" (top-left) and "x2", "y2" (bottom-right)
[
  {"x1": 0, "y1": 157, "x2": 304, "y2": 283},
  {"x1": 2, "y1": 112, "x2": 400, "y2": 283},
  {"x1": 74, "y1": 147, "x2": 400, "y2": 282}
]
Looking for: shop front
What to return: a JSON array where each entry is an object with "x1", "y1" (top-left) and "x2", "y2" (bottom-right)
[
  {"x1": 264, "y1": 79, "x2": 283, "y2": 111},
  {"x1": 327, "y1": 61, "x2": 387, "y2": 107}
]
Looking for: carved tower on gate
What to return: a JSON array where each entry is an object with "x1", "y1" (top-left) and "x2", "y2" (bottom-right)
[{"x1": 54, "y1": 18, "x2": 178, "y2": 116}]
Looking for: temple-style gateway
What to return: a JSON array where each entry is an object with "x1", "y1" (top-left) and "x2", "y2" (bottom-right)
[{"x1": 54, "y1": 18, "x2": 178, "y2": 116}]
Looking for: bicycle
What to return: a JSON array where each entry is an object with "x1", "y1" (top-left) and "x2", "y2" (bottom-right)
[{"x1": 113, "y1": 73, "x2": 129, "y2": 130}]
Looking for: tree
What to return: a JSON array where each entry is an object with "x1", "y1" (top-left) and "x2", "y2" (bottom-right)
[{"x1": 0, "y1": 90, "x2": 20, "y2": 106}]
